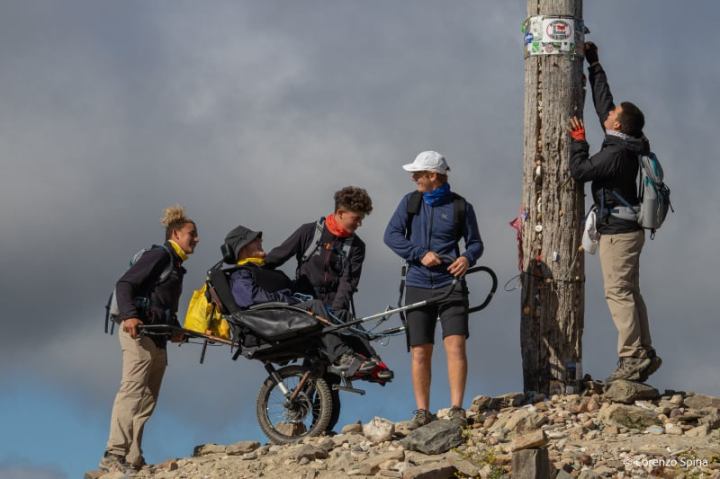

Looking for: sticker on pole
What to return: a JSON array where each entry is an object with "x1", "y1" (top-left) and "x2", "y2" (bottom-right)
[{"x1": 522, "y1": 16, "x2": 585, "y2": 57}]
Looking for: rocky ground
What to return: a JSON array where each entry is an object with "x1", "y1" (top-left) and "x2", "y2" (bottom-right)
[{"x1": 86, "y1": 381, "x2": 720, "y2": 479}]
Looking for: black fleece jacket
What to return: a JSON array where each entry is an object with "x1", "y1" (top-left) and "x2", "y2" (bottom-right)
[
  {"x1": 115, "y1": 243, "x2": 186, "y2": 346},
  {"x1": 264, "y1": 221, "x2": 365, "y2": 312},
  {"x1": 570, "y1": 63, "x2": 649, "y2": 235}
]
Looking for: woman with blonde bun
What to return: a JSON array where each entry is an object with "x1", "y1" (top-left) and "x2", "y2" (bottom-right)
[{"x1": 100, "y1": 205, "x2": 198, "y2": 473}]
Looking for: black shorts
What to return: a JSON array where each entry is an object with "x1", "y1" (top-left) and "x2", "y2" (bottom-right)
[{"x1": 405, "y1": 284, "x2": 469, "y2": 346}]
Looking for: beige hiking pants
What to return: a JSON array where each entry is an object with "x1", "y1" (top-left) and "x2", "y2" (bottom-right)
[
  {"x1": 598, "y1": 230, "x2": 652, "y2": 358},
  {"x1": 106, "y1": 327, "x2": 167, "y2": 466}
]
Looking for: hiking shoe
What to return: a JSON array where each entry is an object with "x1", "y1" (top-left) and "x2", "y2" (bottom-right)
[
  {"x1": 407, "y1": 409, "x2": 436, "y2": 430},
  {"x1": 99, "y1": 452, "x2": 128, "y2": 473},
  {"x1": 356, "y1": 357, "x2": 379, "y2": 375},
  {"x1": 332, "y1": 353, "x2": 377, "y2": 376},
  {"x1": 605, "y1": 357, "x2": 651, "y2": 383},
  {"x1": 130, "y1": 455, "x2": 147, "y2": 471},
  {"x1": 447, "y1": 406, "x2": 467, "y2": 426},
  {"x1": 638, "y1": 356, "x2": 662, "y2": 383}
]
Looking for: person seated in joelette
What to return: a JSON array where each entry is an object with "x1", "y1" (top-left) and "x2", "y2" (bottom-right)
[{"x1": 224, "y1": 224, "x2": 390, "y2": 379}]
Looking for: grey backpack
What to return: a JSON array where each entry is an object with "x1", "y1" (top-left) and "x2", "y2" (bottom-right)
[
  {"x1": 637, "y1": 153, "x2": 672, "y2": 232},
  {"x1": 610, "y1": 152, "x2": 673, "y2": 237}
]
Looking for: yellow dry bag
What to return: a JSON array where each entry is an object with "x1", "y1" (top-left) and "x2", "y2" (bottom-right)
[{"x1": 183, "y1": 284, "x2": 231, "y2": 340}]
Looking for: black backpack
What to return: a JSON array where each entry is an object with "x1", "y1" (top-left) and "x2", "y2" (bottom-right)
[
  {"x1": 404, "y1": 190, "x2": 467, "y2": 242},
  {"x1": 299, "y1": 217, "x2": 354, "y2": 276}
]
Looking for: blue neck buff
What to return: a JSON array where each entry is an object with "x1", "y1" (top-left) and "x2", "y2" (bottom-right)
[{"x1": 423, "y1": 183, "x2": 451, "y2": 206}]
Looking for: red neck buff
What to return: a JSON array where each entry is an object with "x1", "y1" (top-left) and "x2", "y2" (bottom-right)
[{"x1": 325, "y1": 213, "x2": 352, "y2": 238}]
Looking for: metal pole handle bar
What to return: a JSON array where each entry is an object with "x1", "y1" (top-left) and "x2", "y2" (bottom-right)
[
  {"x1": 466, "y1": 265, "x2": 498, "y2": 314},
  {"x1": 138, "y1": 324, "x2": 238, "y2": 346},
  {"x1": 324, "y1": 264, "x2": 497, "y2": 336},
  {"x1": 370, "y1": 325, "x2": 407, "y2": 337},
  {"x1": 322, "y1": 279, "x2": 460, "y2": 335},
  {"x1": 367, "y1": 265, "x2": 498, "y2": 338},
  {"x1": 137, "y1": 324, "x2": 179, "y2": 336},
  {"x1": 438, "y1": 256, "x2": 498, "y2": 311}
]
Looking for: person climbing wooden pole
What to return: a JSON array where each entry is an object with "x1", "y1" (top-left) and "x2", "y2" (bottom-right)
[{"x1": 520, "y1": 0, "x2": 586, "y2": 395}]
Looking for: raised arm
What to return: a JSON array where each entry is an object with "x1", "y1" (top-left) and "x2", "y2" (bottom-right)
[
  {"x1": 585, "y1": 42, "x2": 615, "y2": 127},
  {"x1": 264, "y1": 224, "x2": 308, "y2": 269}
]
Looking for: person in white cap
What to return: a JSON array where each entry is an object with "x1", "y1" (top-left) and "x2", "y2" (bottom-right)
[{"x1": 384, "y1": 151, "x2": 484, "y2": 428}]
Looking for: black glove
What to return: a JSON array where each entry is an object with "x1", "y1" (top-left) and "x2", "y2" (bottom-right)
[{"x1": 584, "y1": 42, "x2": 599, "y2": 65}]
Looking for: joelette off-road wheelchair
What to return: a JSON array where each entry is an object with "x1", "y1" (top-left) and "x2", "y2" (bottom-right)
[{"x1": 141, "y1": 256, "x2": 497, "y2": 444}]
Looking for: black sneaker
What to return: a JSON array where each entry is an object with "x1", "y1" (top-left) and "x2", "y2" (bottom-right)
[
  {"x1": 407, "y1": 409, "x2": 435, "y2": 430},
  {"x1": 605, "y1": 357, "x2": 651, "y2": 383},
  {"x1": 447, "y1": 406, "x2": 467, "y2": 426}
]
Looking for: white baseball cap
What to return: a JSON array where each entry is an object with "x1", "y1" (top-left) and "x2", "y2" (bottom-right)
[{"x1": 402, "y1": 150, "x2": 450, "y2": 174}]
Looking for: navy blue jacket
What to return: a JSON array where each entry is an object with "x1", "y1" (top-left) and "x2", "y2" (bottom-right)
[
  {"x1": 229, "y1": 265, "x2": 299, "y2": 310},
  {"x1": 384, "y1": 190, "x2": 484, "y2": 289}
]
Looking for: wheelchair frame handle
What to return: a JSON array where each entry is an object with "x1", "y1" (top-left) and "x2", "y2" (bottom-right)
[
  {"x1": 466, "y1": 265, "x2": 498, "y2": 313},
  {"x1": 435, "y1": 256, "x2": 497, "y2": 313},
  {"x1": 325, "y1": 264, "x2": 498, "y2": 336},
  {"x1": 137, "y1": 324, "x2": 238, "y2": 346},
  {"x1": 136, "y1": 263, "x2": 498, "y2": 346}
]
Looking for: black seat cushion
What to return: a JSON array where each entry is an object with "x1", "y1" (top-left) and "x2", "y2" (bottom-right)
[{"x1": 230, "y1": 305, "x2": 321, "y2": 341}]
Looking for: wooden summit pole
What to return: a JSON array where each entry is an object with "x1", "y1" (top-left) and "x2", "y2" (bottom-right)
[{"x1": 520, "y1": 0, "x2": 586, "y2": 395}]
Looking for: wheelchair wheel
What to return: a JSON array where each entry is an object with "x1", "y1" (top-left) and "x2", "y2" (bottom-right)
[
  {"x1": 256, "y1": 365, "x2": 333, "y2": 444},
  {"x1": 314, "y1": 377, "x2": 341, "y2": 433},
  {"x1": 328, "y1": 389, "x2": 341, "y2": 432}
]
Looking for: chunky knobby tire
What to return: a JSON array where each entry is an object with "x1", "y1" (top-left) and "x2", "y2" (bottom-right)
[
  {"x1": 256, "y1": 365, "x2": 333, "y2": 444},
  {"x1": 313, "y1": 382, "x2": 341, "y2": 433},
  {"x1": 328, "y1": 388, "x2": 341, "y2": 432},
  {"x1": 315, "y1": 375, "x2": 341, "y2": 433}
]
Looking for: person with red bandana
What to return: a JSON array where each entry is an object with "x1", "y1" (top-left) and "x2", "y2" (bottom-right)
[
  {"x1": 264, "y1": 186, "x2": 373, "y2": 322},
  {"x1": 224, "y1": 224, "x2": 384, "y2": 377}
]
